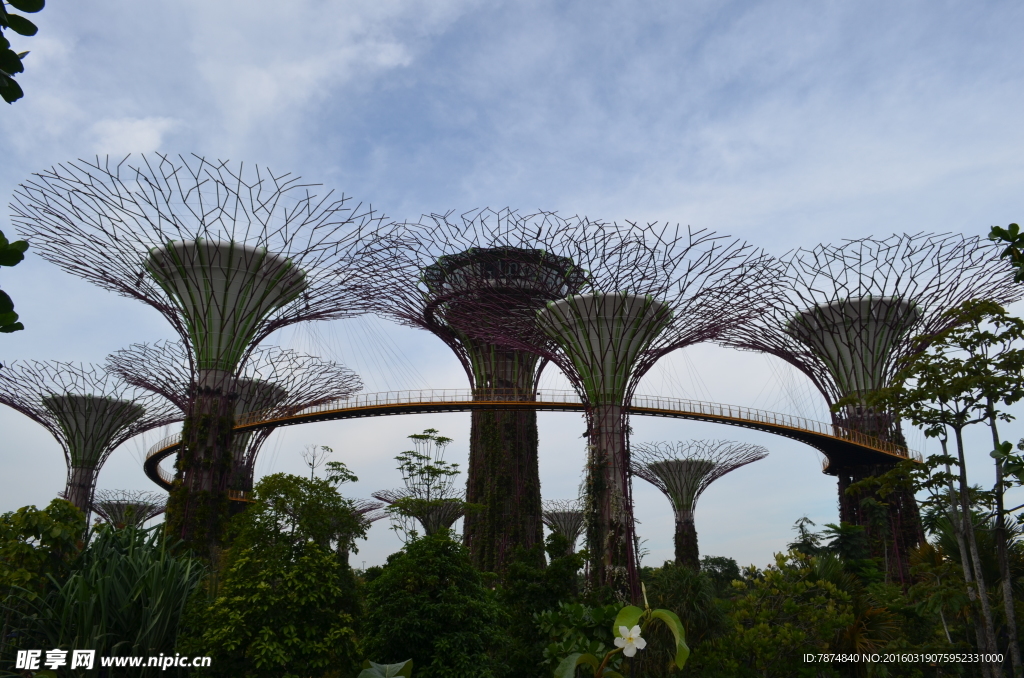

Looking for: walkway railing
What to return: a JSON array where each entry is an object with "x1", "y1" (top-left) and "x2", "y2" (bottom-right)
[{"x1": 148, "y1": 389, "x2": 918, "y2": 465}]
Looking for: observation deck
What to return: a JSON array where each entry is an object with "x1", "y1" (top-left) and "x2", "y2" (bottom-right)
[{"x1": 144, "y1": 389, "x2": 920, "y2": 490}]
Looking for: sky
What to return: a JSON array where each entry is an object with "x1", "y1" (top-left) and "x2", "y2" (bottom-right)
[{"x1": 2, "y1": 0, "x2": 1024, "y2": 569}]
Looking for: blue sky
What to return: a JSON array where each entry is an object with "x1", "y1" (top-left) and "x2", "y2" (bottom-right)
[{"x1": 2, "y1": 0, "x2": 1023, "y2": 568}]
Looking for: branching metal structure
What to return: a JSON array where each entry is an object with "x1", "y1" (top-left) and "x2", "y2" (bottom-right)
[
  {"x1": 12, "y1": 154, "x2": 385, "y2": 550},
  {"x1": 0, "y1": 362, "x2": 178, "y2": 518},
  {"x1": 372, "y1": 488, "x2": 467, "y2": 537},
  {"x1": 542, "y1": 499, "x2": 586, "y2": 554},
  {"x1": 92, "y1": 489, "x2": 167, "y2": 528},
  {"x1": 718, "y1": 233, "x2": 1022, "y2": 581},
  {"x1": 459, "y1": 221, "x2": 780, "y2": 600},
  {"x1": 105, "y1": 339, "x2": 362, "y2": 493},
  {"x1": 631, "y1": 440, "x2": 768, "y2": 569},
  {"x1": 365, "y1": 208, "x2": 589, "y2": 572},
  {"x1": 352, "y1": 498, "x2": 388, "y2": 527}
]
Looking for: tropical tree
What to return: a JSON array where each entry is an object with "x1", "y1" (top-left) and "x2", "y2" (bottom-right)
[
  {"x1": 181, "y1": 473, "x2": 365, "y2": 677},
  {"x1": 0, "y1": 499, "x2": 84, "y2": 666},
  {"x1": 374, "y1": 429, "x2": 471, "y2": 540},
  {"x1": 848, "y1": 299, "x2": 1024, "y2": 675}
]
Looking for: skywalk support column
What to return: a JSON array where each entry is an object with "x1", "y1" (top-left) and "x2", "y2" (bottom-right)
[
  {"x1": 148, "y1": 240, "x2": 307, "y2": 551},
  {"x1": 539, "y1": 293, "x2": 672, "y2": 598}
]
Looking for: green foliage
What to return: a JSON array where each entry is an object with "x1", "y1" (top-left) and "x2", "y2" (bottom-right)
[
  {"x1": 0, "y1": 499, "x2": 84, "y2": 668},
  {"x1": 0, "y1": 499, "x2": 84, "y2": 596},
  {"x1": 362, "y1": 531, "x2": 505, "y2": 678},
  {"x1": 0, "y1": 0, "x2": 44, "y2": 103},
  {"x1": 228, "y1": 473, "x2": 367, "y2": 556},
  {"x1": 536, "y1": 602, "x2": 622, "y2": 674},
  {"x1": 493, "y1": 533, "x2": 585, "y2": 676},
  {"x1": 638, "y1": 562, "x2": 728, "y2": 676},
  {"x1": 183, "y1": 539, "x2": 360, "y2": 678},
  {"x1": 3, "y1": 525, "x2": 202, "y2": 676},
  {"x1": 698, "y1": 555, "x2": 741, "y2": 596},
  {"x1": 548, "y1": 598, "x2": 689, "y2": 678},
  {"x1": 990, "y1": 222, "x2": 1024, "y2": 283},
  {"x1": 358, "y1": 659, "x2": 413, "y2": 678},
  {"x1": 0, "y1": 230, "x2": 28, "y2": 331},
  {"x1": 703, "y1": 552, "x2": 855, "y2": 677},
  {"x1": 181, "y1": 473, "x2": 364, "y2": 678}
]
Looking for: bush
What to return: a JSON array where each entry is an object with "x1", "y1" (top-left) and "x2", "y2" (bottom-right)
[
  {"x1": 180, "y1": 473, "x2": 364, "y2": 678},
  {"x1": 184, "y1": 540, "x2": 360, "y2": 678},
  {"x1": 362, "y1": 530, "x2": 505, "y2": 678},
  {"x1": 493, "y1": 533, "x2": 585, "y2": 676}
]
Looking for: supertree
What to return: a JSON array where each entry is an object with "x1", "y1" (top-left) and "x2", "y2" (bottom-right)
[
  {"x1": 372, "y1": 428, "x2": 468, "y2": 539},
  {"x1": 0, "y1": 362, "x2": 178, "y2": 518},
  {"x1": 352, "y1": 498, "x2": 388, "y2": 527},
  {"x1": 12, "y1": 154, "x2": 385, "y2": 551},
  {"x1": 372, "y1": 488, "x2": 467, "y2": 537},
  {"x1": 718, "y1": 233, "x2": 1022, "y2": 582},
  {"x1": 92, "y1": 489, "x2": 167, "y2": 528},
  {"x1": 542, "y1": 499, "x2": 586, "y2": 555},
  {"x1": 462, "y1": 222, "x2": 780, "y2": 600},
  {"x1": 631, "y1": 440, "x2": 768, "y2": 569},
  {"x1": 365, "y1": 208, "x2": 589, "y2": 572},
  {"x1": 105, "y1": 339, "x2": 362, "y2": 495}
]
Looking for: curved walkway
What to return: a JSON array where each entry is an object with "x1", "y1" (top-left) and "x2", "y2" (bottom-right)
[{"x1": 144, "y1": 389, "x2": 920, "y2": 490}]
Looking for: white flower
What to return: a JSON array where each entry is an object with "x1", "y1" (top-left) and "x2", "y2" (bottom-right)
[{"x1": 614, "y1": 625, "x2": 647, "y2": 657}]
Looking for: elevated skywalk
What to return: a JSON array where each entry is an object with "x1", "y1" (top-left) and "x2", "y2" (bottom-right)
[{"x1": 144, "y1": 389, "x2": 920, "y2": 490}]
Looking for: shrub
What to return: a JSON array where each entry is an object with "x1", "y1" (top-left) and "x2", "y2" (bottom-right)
[
  {"x1": 180, "y1": 473, "x2": 364, "y2": 678},
  {"x1": 493, "y1": 533, "x2": 585, "y2": 676},
  {"x1": 362, "y1": 530, "x2": 504, "y2": 678}
]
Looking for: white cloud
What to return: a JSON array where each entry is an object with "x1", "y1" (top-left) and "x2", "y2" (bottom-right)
[{"x1": 91, "y1": 117, "x2": 181, "y2": 155}]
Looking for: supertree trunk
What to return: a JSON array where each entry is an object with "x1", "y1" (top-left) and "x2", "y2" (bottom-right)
[
  {"x1": 466, "y1": 407, "x2": 544, "y2": 572},
  {"x1": 165, "y1": 379, "x2": 236, "y2": 552},
  {"x1": 835, "y1": 411, "x2": 923, "y2": 584},
  {"x1": 837, "y1": 461, "x2": 923, "y2": 584},
  {"x1": 463, "y1": 342, "x2": 545, "y2": 573},
  {"x1": 65, "y1": 465, "x2": 100, "y2": 515},
  {"x1": 674, "y1": 510, "x2": 700, "y2": 570},
  {"x1": 584, "y1": 404, "x2": 639, "y2": 600}
]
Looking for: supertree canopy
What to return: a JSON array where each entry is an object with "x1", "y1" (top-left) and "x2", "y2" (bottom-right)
[
  {"x1": 92, "y1": 489, "x2": 167, "y2": 528},
  {"x1": 0, "y1": 362, "x2": 178, "y2": 517},
  {"x1": 12, "y1": 154, "x2": 384, "y2": 550},
  {"x1": 366, "y1": 209, "x2": 589, "y2": 573},
  {"x1": 106, "y1": 339, "x2": 363, "y2": 493},
  {"x1": 467, "y1": 221, "x2": 780, "y2": 600},
  {"x1": 631, "y1": 440, "x2": 768, "y2": 569},
  {"x1": 718, "y1": 233, "x2": 1023, "y2": 582},
  {"x1": 542, "y1": 498, "x2": 585, "y2": 554},
  {"x1": 372, "y1": 488, "x2": 467, "y2": 537}
]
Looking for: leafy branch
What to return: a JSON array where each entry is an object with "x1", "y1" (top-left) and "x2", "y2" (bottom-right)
[{"x1": 0, "y1": 0, "x2": 44, "y2": 104}]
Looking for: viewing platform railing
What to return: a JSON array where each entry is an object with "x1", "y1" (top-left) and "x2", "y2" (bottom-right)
[{"x1": 146, "y1": 389, "x2": 919, "y2": 467}]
